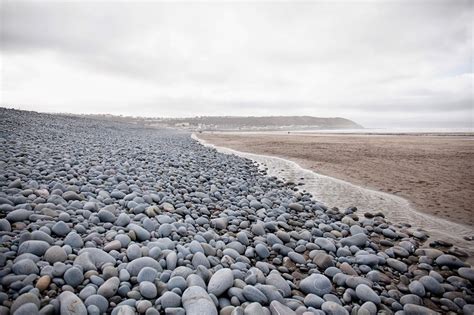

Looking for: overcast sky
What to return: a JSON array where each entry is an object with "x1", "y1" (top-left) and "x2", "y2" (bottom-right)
[{"x1": 1, "y1": 0, "x2": 472, "y2": 127}]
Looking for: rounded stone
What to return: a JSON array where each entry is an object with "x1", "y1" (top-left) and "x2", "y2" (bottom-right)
[
  {"x1": 52, "y1": 221, "x2": 71, "y2": 236},
  {"x1": 44, "y1": 245, "x2": 67, "y2": 264},
  {"x1": 12, "y1": 258, "x2": 39, "y2": 275},
  {"x1": 182, "y1": 286, "x2": 217, "y2": 315},
  {"x1": 137, "y1": 267, "x2": 158, "y2": 283},
  {"x1": 10, "y1": 293, "x2": 41, "y2": 314},
  {"x1": 355, "y1": 284, "x2": 381, "y2": 304},
  {"x1": 255, "y1": 244, "x2": 270, "y2": 259},
  {"x1": 18, "y1": 240, "x2": 50, "y2": 256},
  {"x1": 458, "y1": 267, "x2": 474, "y2": 282},
  {"x1": 419, "y1": 275, "x2": 444, "y2": 295},
  {"x1": 85, "y1": 294, "x2": 109, "y2": 314},
  {"x1": 321, "y1": 301, "x2": 349, "y2": 315},
  {"x1": 207, "y1": 268, "x2": 234, "y2": 296},
  {"x1": 299, "y1": 274, "x2": 333, "y2": 296},
  {"x1": 64, "y1": 266, "x2": 84, "y2": 287},
  {"x1": 97, "y1": 277, "x2": 120, "y2": 298},
  {"x1": 36, "y1": 275, "x2": 51, "y2": 291},
  {"x1": 59, "y1": 291, "x2": 87, "y2": 315},
  {"x1": 139, "y1": 281, "x2": 157, "y2": 299},
  {"x1": 160, "y1": 291, "x2": 182, "y2": 308},
  {"x1": 126, "y1": 257, "x2": 162, "y2": 276}
]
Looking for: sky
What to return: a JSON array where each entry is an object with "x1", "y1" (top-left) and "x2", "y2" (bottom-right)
[{"x1": 1, "y1": 0, "x2": 473, "y2": 128}]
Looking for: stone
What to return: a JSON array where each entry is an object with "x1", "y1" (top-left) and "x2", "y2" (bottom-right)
[
  {"x1": 242, "y1": 285, "x2": 268, "y2": 304},
  {"x1": 128, "y1": 223, "x2": 151, "y2": 241},
  {"x1": 244, "y1": 302, "x2": 265, "y2": 315},
  {"x1": 78, "y1": 248, "x2": 116, "y2": 268},
  {"x1": 321, "y1": 301, "x2": 349, "y2": 315},
  {"x1": 84, "y1": 294, "x2": 109, "y2": 314},
  {"x1": 139, "y1": 281, "x2": 157, "y2": 299},
  {"x1": 52, "y1": 221, "x2": 71, "y2": 236},
  {"x1": 64, "y1": 266, "x2": 84, "y2": 287},
  {"x1": 64, "y1": 232, "x2": 84, "y2": 248},
  {"x1": 12, "y1": 258, "x2": 39, "y2": 275},
  {"x1": 98, "y1": 209, "x2": 116, "y2": 223},
  {"x1": 18, "y1": 240, "x2": 50, "y2": 256},
  {"x1": 340, "y1": 234, "x2": 367, "y2": 247},
  {"x1": 12, "y1": 303, "x2": 39, "y2": 315},
  {"x1": 59, "y1": 291, "x2": 87, "y2": 315},
  {"x1": 137, "y1": 267, "x2": 158, "y2": 283},
  {"x1": 255, "y1": 243, "x2": 270, "y2": 259},
  {"x1": 10, "y1": 293, "x2": 40, "y2": 314},
  {"x1": 182, "y1": 286, "x2": 217, "y2": 315},
  {"x1": 269, "y1": 300, "x2": 297, "y2": 315},
  {"x1": 408, "y1": 280, "x2": 425, "y2": 297},
  {"x1": 288, "y1": 203, "x2": 304, "y2": 212},
  {"x1": 386, "y1": 258, "x2": 408, "y2": 273},
  {"x1": 299, "y1": 274, "x2": 332, "y2": 296},
  {"x1": 458, "y1": 267, "x2": 474, "y2": 282},
  {"x1": 36, "y1": 275, "x2": 51, "y2": 291},
  {"x1": 44, "y1": 245, "x2": 67, "y2": 264},
  {"x1": 435, "y1": 254, "x2": 466, "y2": 268},
  {"x1": 266, "y1": 272, "x2": 291, "y2": 297},
  {"x1": 208, "y1": 268, "x2": 234, "y2": 296},
  {"x1": 6, "y1": 209, "x2": 32, "y2": 222},
  {"x1": 160, "y1": 291, "x2": 182, "y2": 308},
  {"x1": 355, "y1": 284, "x2": 381, "y2": 304},
  {"x1": 419, "y1": 276, "x2": 444, "y2": 295},
  {"x1": 403, "y1": 304, "x2": 440, "y2": 315},
  {"x1": 97, "y1": 277, "x2": 120, "y2": 297}
]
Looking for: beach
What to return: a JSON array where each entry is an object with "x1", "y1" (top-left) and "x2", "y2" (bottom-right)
[
  {"x1": 1, "y1": 108, "x2": 474, "y2": 314},
  {"x1": 199, "y1": 132, "x2": 474, "y2": 227}
]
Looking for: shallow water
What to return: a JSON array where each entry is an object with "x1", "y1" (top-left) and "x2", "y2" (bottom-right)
[{"x1": 193, "y1": 133, "x2": 474, "y2": 261}]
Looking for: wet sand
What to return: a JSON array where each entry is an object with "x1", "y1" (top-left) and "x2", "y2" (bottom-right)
[{"x1": 199, "y1": 132, "x2": 474, "y2": 227}]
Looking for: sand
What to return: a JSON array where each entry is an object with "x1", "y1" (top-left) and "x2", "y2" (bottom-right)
[{"x1": 199, "y1": 132, "x2": 474, "y2": 227}]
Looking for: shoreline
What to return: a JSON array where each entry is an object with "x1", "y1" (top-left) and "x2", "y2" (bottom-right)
[
  {"x1": 195, "y1": 132, "x2": 474, "y2": 261},
  {"x1": 197, "y1": 131, "x2": 474, "y2": 228}
]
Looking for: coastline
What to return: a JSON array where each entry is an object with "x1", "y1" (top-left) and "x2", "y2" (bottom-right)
[
  {"x1": 197, "y1": 131, "x2": 474, "y2": 227},
  {"x1": 194, "y1": 132, "x2": 474, "y2": 261}
]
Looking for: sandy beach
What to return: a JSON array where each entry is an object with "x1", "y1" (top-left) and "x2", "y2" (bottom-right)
[{"x1": 199, "y1": 132, "x2": 474, "y2": 227}]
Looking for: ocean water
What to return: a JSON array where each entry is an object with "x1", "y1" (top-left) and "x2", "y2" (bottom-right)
[
  {"x1": 193, "y1": 133, "x2": 474, "y2": 261},
  {"x1": 296, "y1": 127, "x2": 474, "y2": 134},
  {"x1": 226, "y1": 127, "x2": 474, "y2": 135}
]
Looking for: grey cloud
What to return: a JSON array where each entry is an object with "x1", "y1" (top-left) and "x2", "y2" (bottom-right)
[{"x1": 1, "y1": 0, "x2": 472, "y2": 127}]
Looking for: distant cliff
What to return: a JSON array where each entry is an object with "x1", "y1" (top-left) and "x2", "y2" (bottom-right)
[
  {"x1": 73, "y1": 114, "x2": 363, "y2": 131},
  {"x1": 154, "y1": 116, "x2": 363, "y2": 131}
]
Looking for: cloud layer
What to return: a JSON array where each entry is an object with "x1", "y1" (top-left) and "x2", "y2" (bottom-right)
[{"x1": 1, "y1": 0, "x2": 472, "y2": 127}]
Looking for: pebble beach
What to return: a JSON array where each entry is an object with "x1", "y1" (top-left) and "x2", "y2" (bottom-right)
[{"x1": 0, "y1": 108, "x2": 473, "y2": 315}]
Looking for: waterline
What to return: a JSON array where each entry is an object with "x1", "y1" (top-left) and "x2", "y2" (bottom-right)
[{"x1": 193, "y1": 133, "x2": 473, "y2": 260}]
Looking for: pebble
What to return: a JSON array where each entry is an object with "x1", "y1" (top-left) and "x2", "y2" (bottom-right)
[
  {"x1": 64, "y1": 266, "x2": 84, "y2": 287},
  {"x1": 59, "y1": 291, "x2": 87, "y2": 315},
  {"x1": 84, "y1": 295, "x2": 109, "y2": 314},
  {"x1": 0, "y1": 109, "x2": 472, "y2": 315},
  {"x1": 10, "y1": 293, "x2": 40, "y2": 314},
  {"x1": 355, "y1": 284, "x2": 381, "y2": 304},
  {"x1": 97, "y1": 277, "x2": 120, "y2": 297},
  {"x1": 17, "y1": 240, "x2": 50, "y2": 256},
  {"x1": 321, "y1": 301, "x2": 349, "y2": 315},
  {"x1": 299, "y1": 274, "x2": 333, "y2": 296},
  {"x1": 208, "y1": 268, "x2": 234, "y2": 296},
  {"x1": 52, "y1": 221, "x2": 70, "y2": 236},
  {"x1": 269, "y1": 300, "x2": 297, "y2": 315},
  {"x1": 139, "y1": 281, "x2": 157, "y2": 299},
  {"x1": 44, "y1": 245, "x2": 67, "y2": 263},
  {"x1": 126, "y1": 257, "x2": 161, "y2": 276},
  {"x1": 182, "y1": 286, "x2": 217, "y2": 315},
  {"x1": 161, "y1": 291, "x2": 182, "y2": 308}
]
